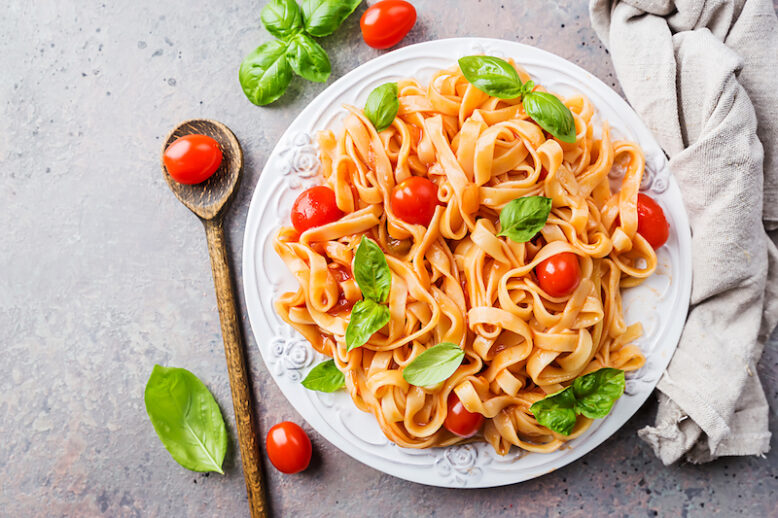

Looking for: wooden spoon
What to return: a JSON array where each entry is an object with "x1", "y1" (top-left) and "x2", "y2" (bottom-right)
[{"x1": 162, "y1": 119, "x2": 267, "y2": 518}]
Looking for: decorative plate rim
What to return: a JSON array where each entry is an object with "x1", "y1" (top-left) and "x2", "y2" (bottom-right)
[{"x1": 242, "y1": 37, "x2": 692, "y2": 488}]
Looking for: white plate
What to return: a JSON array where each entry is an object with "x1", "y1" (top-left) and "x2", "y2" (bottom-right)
[{"x1": 242, "y1": 38, "x2": 692, "y2": 488}]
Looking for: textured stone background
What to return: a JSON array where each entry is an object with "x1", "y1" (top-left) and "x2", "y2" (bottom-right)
[{"x1": 2, "y1": 1, "x2": 777, "y2": 517}]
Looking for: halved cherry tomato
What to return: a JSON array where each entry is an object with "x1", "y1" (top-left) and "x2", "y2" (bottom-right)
[
  {"x1": 360, "y1": 0, "x2": 417, "y2": 50},
  {"x1": 291, "y1": 186, "x2": 344, "y2": 234},
  {"x1": 390, "y1": 176, "x2": 438, "y2": 226},
  {"x1": 536, "y1": 252, "x2": 581, "y2": 297},
  {"x1": 163, "y1": 134, "x2": 223, "y2": 185},
  {"x1": 444, "y1": 393, "x2": 484, "y2": 438},
  {"x1": 266, "y1": 421, "x2": 312, "y2": 474},
  {"x1": 636, "y1": 193, "x2": 669, "y2": 249}
]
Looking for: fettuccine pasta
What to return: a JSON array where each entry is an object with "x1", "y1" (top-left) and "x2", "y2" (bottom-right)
[{"x1": 274, "y1": 60, "x2": 656, "y2": 455}]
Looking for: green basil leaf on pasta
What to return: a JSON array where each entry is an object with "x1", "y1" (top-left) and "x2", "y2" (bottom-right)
[
  {"x1": 301, "y1": 359, "x2": 345, "y2": 392},
  {"x1": 497, "y1": 196, "x2": 552, "y2": 242},
  {"x1": 345, "y1": 299, "x2": 391, "y2": 351},
  {"x1": 261, "y1": 0, "x2": 303, "y2": 38},
  {"x1": 458, "y1": 55, "x2": 523, "y2": 99},
  {"x1": 239, "y1": 40, "x2": 293, "y2": 106},
  {"x1": 144, "y1": 365, "x2": 228, "y2": 474},
  {"x1": 572, "y1": 368, "x2": 625, "y2": 419},
  {"x1": 286, "y1": 33, "x2": 331, "y2": 83},
  {"x1": 529, "y1": 386, "x2": 578, "y2": 436},
  {"x1": 402, "y1": 342, "x2": 465, "y2": 387},
  {"x1": 353, "y1": 236, "x2": 392, "y2": 303},
  {"x1": 300, "y1": 0, "x2": 362, "y2": 37},
  {"x1": 364, "y1": 82, "x2": 399, "y2": 132},
  {"x1": 522, "y1": 91, "x2": 576, "y2": 143}
]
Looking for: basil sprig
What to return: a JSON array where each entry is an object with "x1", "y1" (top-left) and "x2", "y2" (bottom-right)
[
  {"x1": 497, "y1": 195, "x2": 552, "y2": 243},
  {"x1": 402, "y1": 342, "x2": 465, "y2": 387},
  {"x1": 302, "y1": 359, "x2": 345, "y2": 392},
  {"x1": 144, "y1": 365, "x2": 228, "y2": 473},
  {"x1": 239, "y1": 0, "x2": 361, "y2": 105},
  {"x1": 346, "y1": 236, "x2": 392, "y2": 351},
  {"x1": 457, "y1": 55, "x2": 577, "y2": 143},
  {"x1": 530, "y1": 368, "x2": 626, "y2": 436},
  {"x1": 364, "y1": 82, "x2": 399, "y2": 132}
]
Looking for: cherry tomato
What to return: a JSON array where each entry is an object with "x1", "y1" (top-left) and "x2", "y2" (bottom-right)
[
  {"x1": 536, "y1": 252, "x2": 581, "y2": 297},
  {"x1": 265, "y1": 421, "x2": 312, "y2": 474},
  {"x1": 444, "y1": 393, "x2": 484, "y2": 438},
  {"x1": 360, "y1": 0, "x2": 417, "y2": 50},
  {"x1": 163, "y1": 134, "x2": 223, "y2": 185},
  {"x1": 291, "y1": 186, "x2": 344, "y2": 234},
  {"x1": 390, "y1": 176, "x2": 438, "y2": 226},
  {"x1": 636, "y1": 193, "x2": 669, "y2": 249}
]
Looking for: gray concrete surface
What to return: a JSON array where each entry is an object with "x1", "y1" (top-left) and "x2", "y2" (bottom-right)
[{"x1": 2, "y1": 1, "x2": 777, "y2": 516}]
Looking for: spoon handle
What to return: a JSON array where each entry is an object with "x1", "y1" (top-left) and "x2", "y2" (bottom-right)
[{"x1": 204, "y1": 217, "x2": 268, "y2": 518}]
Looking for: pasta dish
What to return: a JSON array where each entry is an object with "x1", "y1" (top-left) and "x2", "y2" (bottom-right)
[{"x1": 272, "y1": 57, "x2": 668, "y2": 455}]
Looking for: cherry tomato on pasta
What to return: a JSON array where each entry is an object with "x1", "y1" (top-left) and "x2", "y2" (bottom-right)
[
  {"x1": 163, "y1": 134, "x2": 223, "y2": 185},
  {"x1": 291, "y1": 186, "x2": 344, "y2": 234},
  {"x1": 360, "y1": 0, "x2": 417, "y2": 49},
  {"x1": 536, "y1": 252, "x2": 581, "y2": 298},
  {"x1": 266, "y1": 421, "x2": 312, "y2": 474},
  {"x1": 636, "y1": 193, "x2": 669, "y2": 249},
  {"x1": 444, "y1": 393, "x2": 484, "y2": 438},
  {"x1": 390, "y1": 176, "x2": 438, "y2": 226}
]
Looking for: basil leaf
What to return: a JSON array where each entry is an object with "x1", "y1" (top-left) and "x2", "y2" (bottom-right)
[
  {"x1": 144, "y1": 365, "x2": 228, "y2": 474},
  {"x1": 497, "y1": 196, "x2": 552, "y2": 242},
  {"x1": 402, "y1": 342, "x2": 465, "y2": 387},
  {"x1": 458, "y1": 55, "x2": 523, "y2": 99},
  {"x1": 239, "y1": 40, "x2": 293, "y2": 106},
  {"x1": 286, "y1": 33, "x2": 331, "y2": 83},
  {"x1": 346, "y1": 299, "x2": 391, "y2": 351},
  {"x1": 300, "y1": 0, "x2": 362, "y2": 37},
  {"x1": 572, "y1": 368, "x2": 625, "y2": 419},
  {"x1": 261, "y1": 0, "x2": 303, "y2": 38},
  {"x1": 529, "y1": 386, "x2": 578, "y2": 436},
  {"x1": 364, "y1": 82, "x2": 399, "y2": 132},
  {"x1": 301, "y1": 359, "x2": 345, "y2": 392},
  {"x1": 523, "y1": 91, "x2": 576, "y2": 143},
  {"x1": 353, "y1": 236, "x2": 391, "y2": 303}
]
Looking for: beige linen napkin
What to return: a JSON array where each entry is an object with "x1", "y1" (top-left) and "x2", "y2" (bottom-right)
[{"x1": 589, "y1": 0, "x2": 778, "y2": 463}]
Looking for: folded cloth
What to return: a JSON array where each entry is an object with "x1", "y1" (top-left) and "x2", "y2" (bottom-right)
[{"x1": 589, "y1": 0, "x2": 778, "y2": 464}]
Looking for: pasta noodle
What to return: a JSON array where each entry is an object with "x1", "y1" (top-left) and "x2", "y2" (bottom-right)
[{"x1": 273, "y1": 60, "x2": 655, "y2": 455}]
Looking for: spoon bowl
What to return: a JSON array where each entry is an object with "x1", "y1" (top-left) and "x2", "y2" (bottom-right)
[{"x1": 161, "y1": 118, "x2": 243, "y2": 220}]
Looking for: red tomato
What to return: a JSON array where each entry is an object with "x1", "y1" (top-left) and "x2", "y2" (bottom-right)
[
  {"x1": 163, "y1": 134, "x2": 223, "y2": 185},
  {"x1": 360, "y1": 0, "x2": 417, "y2": 49},
  {"x1": 390, "y1": 176, "x2": 438, "y2": 226},
  {"x1": 536, "y1": 252, "x2": 581, "y2": 297},
  {"x1": 291, "y1": 186, "x2": 344, "y2": 234},
  {"x1": 265, "y1": 421, "x2": 312, "y2": 474},
  {"x1": 444, "y1": 393, "x2": 484, "y2": 438},
  {"x1": 636, "y1": 193, "x2": 669, "y2": 249}
]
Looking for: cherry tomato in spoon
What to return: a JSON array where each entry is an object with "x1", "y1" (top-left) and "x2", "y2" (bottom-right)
[
  {"x1": 444, "y1": 392, "x2": 484, "y2": 438},
  {"x1": 390, "y1": 176, "x2": 438, "y2": 226},
  {"x1": 636, "y1": 193, "x2": 669, "y2": 249},
  {"x1": 536, "y1": 252, "x2": 581, "y2": 298},
  {"x1": 163, "y1": 134, "x2": 223, "y2": 185},
  {"x1": 291, "y1": 186, "x2": 344, "y2": 234},
  {"x1": 266, "y1": 421, "x2": 312, "y2": 474},
  {"x1": 360, "y1": 0, "x2": 417, "y2": 50}
]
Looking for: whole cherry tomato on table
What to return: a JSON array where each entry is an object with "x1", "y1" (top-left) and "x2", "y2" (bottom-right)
[
  {"x1": 444, "y1": 392, "x2": 484, "y2": 438},
  {"x1": 636, "y1": 193, "x2": 669, "y2": 249},
  {"x1": 390, "y1": 176, "x2": 438, "y2": 226},
  {"x1": 163, "y1": 134, "x2": 223, "y2": 185},
  {"x1": 266, "y1": 421, "x2": 312, "y2": 474},
  {"x1": 291, "y1": 186, "x2": 344, "y2": 234},
  {"x1": 360, "y1": 0, "x2": 417, "y2": 49},
  {"x1": 536, "y1": 252, "x2": 581, "y2": 298}
]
